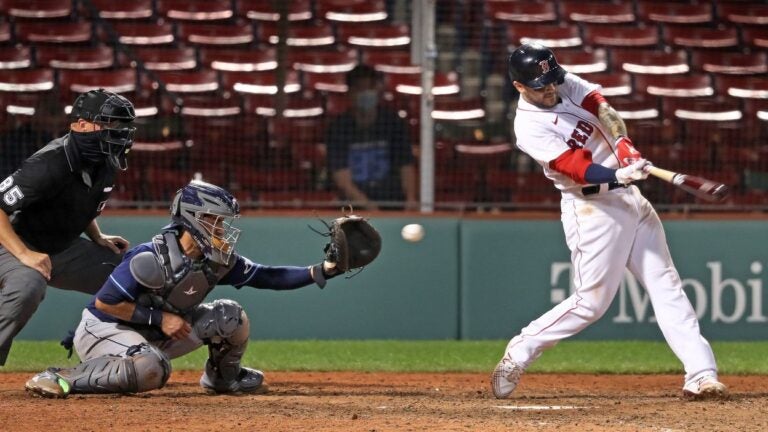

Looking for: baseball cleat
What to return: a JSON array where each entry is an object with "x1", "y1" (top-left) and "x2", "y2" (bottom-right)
[
  {"x1": 25, "y1": 368, "x2": 71, "y2": 399},
  {"x1": 491, "y1": 356, "x2": 524, "y2": 398},
  {"x1": 200, "y1": 367, "x2": 269, "y2": 395},
  {"x1": 682, "y1": 373, "x2": 728, "y2": 400}
]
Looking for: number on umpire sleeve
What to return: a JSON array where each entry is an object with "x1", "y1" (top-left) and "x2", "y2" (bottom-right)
[{"x1": 0, "y1": 176, "x2": 24, "y2": 206}]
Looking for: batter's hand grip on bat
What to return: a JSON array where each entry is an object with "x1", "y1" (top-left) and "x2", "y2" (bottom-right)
[{"x1": 647, "y1": 166, "x2": 729, "y2": 202}]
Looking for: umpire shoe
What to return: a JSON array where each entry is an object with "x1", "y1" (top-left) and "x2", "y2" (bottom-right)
[
  {"x1": 491, "y1": 355, "x2": 525, "y2": 398},
  {"x1": 683, "y1": 373, "x2": 728, "y2": 400},
  {"x1": 25, "y1": 368, "x2": 71, "y2": 399},
  {"x1": 200, "y1": 367, "x2": 269, "y2": 395}
]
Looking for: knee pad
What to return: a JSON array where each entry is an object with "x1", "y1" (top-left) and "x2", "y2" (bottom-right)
[
  {"x1": 127, "y1": 343, "x2": 172, "y2": 392},
  {"x1": 193, "y1": 299, "x2": 249, "y2": 344}
]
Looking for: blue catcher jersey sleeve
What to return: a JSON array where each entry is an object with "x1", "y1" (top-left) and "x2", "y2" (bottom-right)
[
  {"x1": 95, "y1": 243, "x2": 153, "y2": 305},
  {"x1": 222, "y1": 255, "x2": 315, "y2": 290}
]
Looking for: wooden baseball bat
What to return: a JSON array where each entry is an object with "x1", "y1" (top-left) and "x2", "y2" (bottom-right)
[{"x1": 647, "y1": 166, "x2": 729, "y2": 202}]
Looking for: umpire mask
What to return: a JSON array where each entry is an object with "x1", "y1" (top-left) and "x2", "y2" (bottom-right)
[{"x1": 70, "y1": 89, "x2": 137, "y2": 170}]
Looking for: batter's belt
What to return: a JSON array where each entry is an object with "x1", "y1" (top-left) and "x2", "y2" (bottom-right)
[{"x1": 582, "y1": 181, "x2": 627, "y2": 196}]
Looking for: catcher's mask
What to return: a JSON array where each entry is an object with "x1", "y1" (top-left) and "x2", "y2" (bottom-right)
[
  {"x1": 70, "y1": 88, "x2": 136, "y2": 170},
  {"x1": 170, "y1": 180, "x2": 241, "y2": 265}
]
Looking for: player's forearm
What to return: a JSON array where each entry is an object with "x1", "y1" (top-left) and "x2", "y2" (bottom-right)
[
  {"x1": 332, "y1": 170, "x2": 370, "y2": 204},
  {"x1": 84, "y1": 219, "x2": 102, "y2": 241},
  {"x1": 95, "y1": 298, "x2": 163, "y2": 325},
  {"x1": 597, "y1": 103, "x2": 627, "y2": 140}
]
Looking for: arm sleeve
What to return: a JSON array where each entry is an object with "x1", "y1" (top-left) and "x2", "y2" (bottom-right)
[
  {"x1": 548, "y1": 148, "x2": 594, "y2": 184},
  {"x1": 221, "y1": 255, "x2": 315, "y2": 290},
  {"x1": 580, "y1": 91, "x2": 607, "y2": 117},
  {"x1": 584, "y1": 163, "x2": 618, "y2": 184}
]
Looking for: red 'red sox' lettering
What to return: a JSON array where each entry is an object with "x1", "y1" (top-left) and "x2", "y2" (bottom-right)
[{"x1": 566, "y1": 120, "x2": 595, "y2": 149}]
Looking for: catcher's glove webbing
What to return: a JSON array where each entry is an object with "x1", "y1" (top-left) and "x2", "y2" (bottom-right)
[{"x1": 325, "y1": 215, "x2": 381, "y2": 272}]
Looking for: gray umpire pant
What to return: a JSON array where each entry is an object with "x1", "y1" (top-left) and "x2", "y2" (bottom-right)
[{"x1": 0, "y1": 238, "x2": 123, "y2": 365}]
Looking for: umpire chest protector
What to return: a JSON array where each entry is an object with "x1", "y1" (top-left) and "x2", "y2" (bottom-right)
[{"x1": 132, "y1": 232, "x2": 230, "y2": 314}]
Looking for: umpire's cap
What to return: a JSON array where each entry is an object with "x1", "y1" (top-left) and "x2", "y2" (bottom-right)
[
  {"x1": 70, "y1": 88, "x2": 135, "y2": 124},
  {"x1": 508, "y1": 43, "x2": 566, "y2": 89}
]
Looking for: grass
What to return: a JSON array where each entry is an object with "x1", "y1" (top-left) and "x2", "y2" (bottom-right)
[{"x1": 3, "y1": 340, "x2": 768, "y2": 375}]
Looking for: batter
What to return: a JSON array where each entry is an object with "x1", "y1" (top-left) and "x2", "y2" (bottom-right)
[{"x1": 491, "y1": 43, "x2": 727, "y2": 400}]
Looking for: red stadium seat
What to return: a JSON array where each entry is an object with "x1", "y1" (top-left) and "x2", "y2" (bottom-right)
[
  {"x1": 485, "y1": 2, "x2": 557, "y2": 23},
  {"x1": 15, "y1": 21, "x2": 92, "y2": 44},
  {"x1": 87, "y1": 0, "x2": 153, "y2": 20},
  {"x1": 361, "y1": 50, "x2": 421, "y2": 74},
  {"x1": 663, "y1": 26, "x2": 739, "y2": 49},
  {"x1": 507, "y1": 23, "x2": 582, "y2": 48},
  {"x1": 691, "y1": 51, "x2": 768, "y2": 75},
  {"x1": 337, "y1": 23, "x2": 411, "y2": 48},
  {"x1": 135, "y1": 47, "x2": 197, "y2": 71},
  {"x1": 177, "y1": 22, "x2": 254, "y2": 46},
  {"x1": 242, "y1": 94, "x2": 324, "y2": 119},
  {"x1": 0, "y1": 68, "x2": 55, "y2": 92},
  {"x1": 454, "y1": 141, "x2": 513, "y2": 171},
  {"x1": 664, "y1": 97, "x2": 745, "y2": 144},
  {"x1": 156, "y1": 0, "x2": 233, "y2": 21},
  {"x1": 486, "y1": 171, "x2": 558, "y2": 205},
  {"x1": 0, "y1": 22, "x2": 10, "y2": 43},
  {"x1": 609, "y1": 95, "x2": 670, "y2": 145},
  {"x1": 742, "y1": 28, "x2": 768, "y2": 50},
  {"x1": 579, "y1": 72, "x2": 632, "y2": 97},
  {"x1": 199, "y1": 48, "x2": 277, "y2": 72},
  {"x1": 58, "y1": 68, "x2": 137, "y2": 95},
  {"x1": 0, "y1": 46, "x2": 32, "y2": 70},
  {"x1": 236, "y1": 0, "x2": 312, "y2": 22},
  {"x1": 221, "y1": 70, "x2": 302, "y2": 95},
  {"x1": 256, "y1": 191, "x2": 339, "y2": 208},
  {"x1": 582, "y1": 24, "x2": 659, "y2": 48},
  {"x1": 258, "y1": 22, "x2": 335, "y2": 47},
  {"x1": 432, "y1": 97, "x2": 485, "y2": 121},
  {"x1": 303, "y1": 71, "x2": 347, "y2": 93},
  {"x1": 560, "y1": 1, "x2": 635, "y2": 24},
  {"x1": 36, "y1": 45, "x2": 115, "y2": 70},
  {"x1": 714, "y1": 76, "x2": 768, "y2": 99},
  {"x1": 718, "y1": 3, "x2": 768, "y2": 26},
  {"x1": 556, "y1": 49, "x2": 608, "y2": 74},
  {"x1": 637, "y1": 2, "x2": 713, "y2": 25},
  {"x1": 611, "y1": 49, "x2": 689, "y2": 75},
  {"x1": 153, "y1": 69, "x2": 219, "y2": 94},
  {"x1": 109, "y1": 22, "x2": 175, "y2": 46},
  {"x1": 288, "y1": 47, "x2": 357, "y2": 73},
  {"x1": 385, "y1": 71, "x2": 460, "y2": 96},
  {"x1": 3, "y1": 0, "x2": 72, "y2": 19},
  {"x1": 634, "y1": 74, "x2": 714, "y2": 98},
  {"x1": 317, "y1": 0, "x2": 388, "y2": 23}
]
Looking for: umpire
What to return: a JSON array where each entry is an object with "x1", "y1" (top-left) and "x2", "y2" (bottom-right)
[{"x1": 0, "y1": 89, "x2": 136, "y2": 365}]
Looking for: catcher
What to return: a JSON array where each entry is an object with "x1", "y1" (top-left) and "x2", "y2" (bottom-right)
[{"x1": 25, "y1": 180, "x2": 381, "y2": 398}]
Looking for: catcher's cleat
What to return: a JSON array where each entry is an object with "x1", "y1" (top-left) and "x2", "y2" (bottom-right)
[
  {"x1": 491, "y1": 356, "x2": 524, "y2": 399},
  {"x1": 683, "y1": 373, "x2": 728, "y2": 400},
  {"x1": 200, "y1": 367, "x2": 269, "y2": 395},
  {"x1": 25, "y1": 368, "x2": 71, "y2": 399}
]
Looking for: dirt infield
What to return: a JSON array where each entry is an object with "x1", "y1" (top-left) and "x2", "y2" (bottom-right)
[{"x1": 2, "y1": 371, "x2": 767, "y2": 431}]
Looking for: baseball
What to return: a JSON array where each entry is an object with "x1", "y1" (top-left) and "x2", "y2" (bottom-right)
[{"x1": 401, "y1": 223, "x2": 425, "y2": 242}]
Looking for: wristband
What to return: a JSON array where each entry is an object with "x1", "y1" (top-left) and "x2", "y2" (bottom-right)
[{"x1": 131, "y1": 305, "x2": 164, "y2": 326}]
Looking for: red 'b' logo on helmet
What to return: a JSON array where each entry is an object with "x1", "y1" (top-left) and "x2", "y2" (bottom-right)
[{"x1": 539, "y1": 60, "x2": 550, "y2": 74}]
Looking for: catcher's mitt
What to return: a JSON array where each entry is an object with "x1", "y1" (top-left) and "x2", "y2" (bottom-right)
[{"x1": 324, "y1": 215, "x2": 382, "y2": 273}]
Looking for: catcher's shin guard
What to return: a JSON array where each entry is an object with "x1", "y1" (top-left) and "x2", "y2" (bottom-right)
[{"x1": 56, "y1": 343, "x2": 170, "y2": 394}]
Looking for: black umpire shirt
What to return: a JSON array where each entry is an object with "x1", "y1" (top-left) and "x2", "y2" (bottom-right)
[{"x1": 0, "y1": 134, "x2": 115, "y2": 255}]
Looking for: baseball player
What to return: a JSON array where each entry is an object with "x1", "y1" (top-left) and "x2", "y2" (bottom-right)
[
  {"x1": 24, "y1": 180, "x2": 349, "y2": 398},
  {"x1": 0, "y1": 89, "x2": 135, "y2": 366},
  {"x1": 491, "y1": 44, "x2": 727, "y2": 400}
]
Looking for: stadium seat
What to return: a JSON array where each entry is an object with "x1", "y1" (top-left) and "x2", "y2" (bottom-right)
[
  {"x1": 36, "y1": 45, "x2": 115, "y2": 70},
  {"x1": 714, "y1": 76, "x2": 768, "y2": 99},
  {"x1": 579, "y1": 72, "x2": 632, "y2": 97},
  {"x1": 304, "y1": 71, "x2": 347, "y2": 94},
  {"x1": 486, "y1": 171, "x2": 557, "y2": 205},
  {"x1": 255, "y1": 191, "x2": 339, "y2": 208},
  {"x1": 177, "y1": 22, "x2": 254, "y2": 46},
  {"x1": 691, "y1": 50, "x2": 768, "y2": 75},
  {"x1": 611, "y1": 49, "x2": 689, "y2": 75},
  {"x1": 317, "y1": 0, "x2": 387, "y2": 23},
  {"x1": 324, "y1": 91, "x2": 351, "y2": 115},
  {"x1": 582, "y1": 24, "x2": 659, "y2": 48},
  {"x1": 156, "y1": 0, "x2": 233, "y2": 21},
  {"x1": 242, "y1": 94, "x2": 324, "y2": 118},
  {"x1": 0, "y1": 68, "x2": 55, "y2": 92},
  {"x1": 637, "y1": 2, "x2": 713, "y2": 25},
  {"x1": 236, "y1": 0, "x2": 313, "y2": 22},
  {"x1": 454, "y1": 141, "x2": 513, "y2": 171},
  {"x1": 742, "y1": 28, "x2": 768, "y2": 50},
  {"x1": 199, "y1": 47, "x2": 277, "y2": 72},
  {"x1": 0, "y1": 22, "x2": 10, "y2": 43},
  {"x1": 663, "y1": 97, "x2": 745, "y2": 144},
  {"x1": 3, "y1": 0, "x2": 72, "y2": 19},
  {"x1": 87, "y1": 0, "x2": 154, "y2": 20},
  {"x1": 385, "y1": 71, "x2": 460, "y2": 96},
  {"x1": 58, "y1": 68, "x2": 137, "y2": 95},
  {"x1": 337, "y1": 23, "x2": 411, "y2": 48},
  {"x1": 15, "y1": 21, "x2": 92, "y2": 44},
  {"x1": 258, "y1": 22, "x2": 335, "y2": 47},
  {"x1": 221, "y1": 70, "x2": 302, "y2": 95},
  {"x1": 362, "y1": 50, "x2": 421, "y2": 74},
  {"x1": 432, "y1": 97, "x2": 485, "y2": 121},
  {"x1": 484, "y1": 2, "x2": 557, "y2": 23},
  {"x1": 557, "y1": 49, "x2": 608, "y2": 74},
  {"x1": 609, "y1": 94, "x2": 670, "y2": 145},
  {"x1": 0, "y1": 46, "x2": 32, "y2": 70},
  {"x1": 153, "y1": 69, "x2": 219, "y2": 94},
  {"x1": 634, "y1": 74, "x2": 714, "y2": 98},
  {"x1": 663, "y1": 25, "x2": 739, "y2": 49},
  {"x1": 288, "y1": 47, "x2": 357, "y2": 73},
  {"x1": 109, "y1": 22, "x2": 175, "y2": 46},
  {"x1": 506, "y1": 23, "x2": 582, "y2": 48},
  {"x1": 560, "y1": 1, "x2": 635, "y2": 24},
  {"x1": 135, "y1": 47, "x2": 197, "y2": 71},
  {"x1": 718, "y1": 3, "x2": 768, "y2": 26}
]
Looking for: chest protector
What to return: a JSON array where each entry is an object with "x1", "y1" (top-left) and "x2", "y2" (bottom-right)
[{"x1": 136, "y1": 232, "x2": 230, "y2": 315}]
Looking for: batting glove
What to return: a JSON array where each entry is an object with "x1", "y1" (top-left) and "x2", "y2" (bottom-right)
[
  {"x1": 615, "y1": 135, "x2": 642, "y2": 167},
  {"x1": 615, "y1": 158, "x2": 651, "y2": 185}
]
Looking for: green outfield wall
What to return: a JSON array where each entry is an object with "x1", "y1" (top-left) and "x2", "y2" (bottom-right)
[{"x1": 18, "y1": 216, "x2": 768, "y2": 341}]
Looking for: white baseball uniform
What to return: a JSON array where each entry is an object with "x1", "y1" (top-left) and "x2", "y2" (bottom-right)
[{"x1": 505, "y1": 73, "x2": 719, "y2": 384}]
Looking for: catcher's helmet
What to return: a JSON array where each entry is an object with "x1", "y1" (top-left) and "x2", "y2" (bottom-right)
[
  {"x1": 508, "y1": 43, "x2": 566, "y2": 89},
  {"x1": 170, "y1": 180, "x2": 241, "y2": 265},
  {"x1": 71, "y1": 88, "x2": 136, "y2": 170}
]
